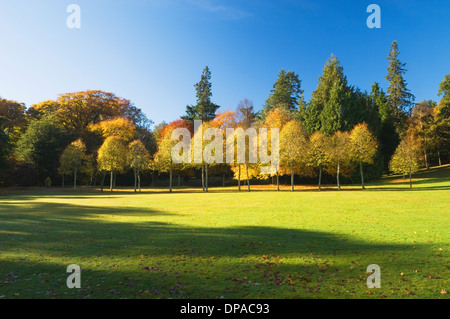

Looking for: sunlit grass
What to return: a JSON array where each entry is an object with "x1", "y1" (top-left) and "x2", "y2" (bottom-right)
[{"x1": 0, "y1": 166, "x2": 449, "y2": 299}]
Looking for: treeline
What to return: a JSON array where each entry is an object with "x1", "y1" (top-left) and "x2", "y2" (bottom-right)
[{"x1": 0, "y1": 41, "x2": 449, "y2": 191}]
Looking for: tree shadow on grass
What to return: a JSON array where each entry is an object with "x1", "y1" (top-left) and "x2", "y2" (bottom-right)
[{"x1": 0, "y1": 198, "x2": 445, "y2": 299}]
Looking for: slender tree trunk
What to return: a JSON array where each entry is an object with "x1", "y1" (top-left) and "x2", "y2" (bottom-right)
[
  {"x1": 438, "y1": 151, "x2": 442, "y2": 166},
  {"x1": 238, "y1": 165, "x2": 241, "y2": 191},
  {"x1": 201, "y1": 165, "x2": 205, "y2": 192},
  {"x1": 138, "y1": 170, "x2": 141, "y2": 192},
  {"x1": 276, "y1": 170, "x2": 280, "y2": 191},
  {"x1": 62, "y1": 175, "x2": 65, "y2": 188},
  {"x1": 101, "y1": 172, "x2": 105, "y2": 192},
  {"x1": 74, "y1": 168, "x2": 77, "y2": 190},
  {"x1": 360, "y1": 162, "x2": 365, "y2": 190},
  {"x1": 337, "y1": 162, "x2": 341, "y2": 191},
  {"x1": 424, "y1": 151, "x2": 429, "y2": 170},
  {"x1": 110, "y1": 170, "x2": 113, "y2": 192},
  {"x1": 318, "y1": 164, "x2": 322, "y2": 192},
  {"x1": 246, "y1": 163, "x2": 250, "y2": 192},
  {"x1": 205, "y1": 164, "x2": 208, "y2": 192},
  {"x1": 169, "y1": 159, "x2": 173, "y2": 193},
  {"x1": 409, "y1": 164, "x2": 412, "y2": 189},
  {"x1": 151, "y1": 171, "x2": 155, "y2": 187},
  {"x1": 290, "y1": 161, "x2": 294, "y2": 192},
  {"x1": 134, "y1": 168, "x2": 137, "y2": 193}
]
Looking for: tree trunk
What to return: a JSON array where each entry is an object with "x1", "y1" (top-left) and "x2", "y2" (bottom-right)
[
  {"x1": 246, "y1": 163, "x2": 250, "y2": 192},
  {"x1": 101, "y1": 172, "x2": 105, "y2": 192},
  {"x1": 438, "y1": 151, "x2": 442, "y2": 166},
  {"x1": 169, "y1": 159, "x2": 173, "y2": 193},
  {"x1": 318, "y1": 164, "x2": 322, "y2": 192},
  {"x1": 222, "y1": 173, "x2": 225, "y2": 187},
  {"x1": 62, "y1": 175, "x2": 65, "y2": 188},
  {"x1": 151, "y1": 171, "x2": 155, "y2": 187},
  {"x1": 201, "y1": 165, "x2": 205, "y2": 192},
  {"x1": 134, "y1": 168, "x2": 137, "y2": 193},
  {"x1": 205, "y1": 164, "x2": 208, "y2": 192},
  {"x1": 337, "y1": 162, "x2": 341, "y2": 191},
  {"x1": 138, "y1": 170, "x2": 141, "y2": 192},
  {"x1": 424, "y1": 151, "x2": 429, "y2": 170},
  {"x1": 110, "y1": 170, "x2": 113, "y2": 192},
  {"x1": 238, "y1": 165, "x2": 241, "y2": 191},
  {"x1": 276, "y1": 170, "x2": 279, "y2": 191},
  {"x1": 409, "y1": 164, "x2": 412, "y2": 189},
  {"x1": 290, "y1": 161, "x2": 294, "y2": 192},
  {"x1": 74, "y1": 168, "x2": 77, "y2": 190},
  {"x1": 360, "y1": 162, "x2": 365, "y2": 190}
]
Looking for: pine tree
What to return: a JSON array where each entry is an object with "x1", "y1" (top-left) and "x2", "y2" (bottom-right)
[
  {"x1": 263, "y1": 69, "x2": 304, "y2": 117},
  {"x1": 385, "y1": 41, "x2": 415, "y2": 132},
  {"x1": 305, "y1": 54, "x2": 349, "y2": 135},
  {"x1": 183, "y1": 66, "x2": 220, "y2": 121}
]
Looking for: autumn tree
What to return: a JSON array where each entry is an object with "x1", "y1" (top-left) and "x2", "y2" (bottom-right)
[
  {"x1": 41, "y1": 90, "x2": 149, "y2": 132},
  {"x1": 236, "y1": 99, "x2": 256, "y2": 130},
  {"x1": 279, "y1": 120, "x2": 308, "y2": 191},
  {"x1": 89, "y1": 117, "x2": 136, "y2": 142},
  {"x1": 410, "y1": 101, "x2": 435, "y2": 169},
  {"x1": 307, "y1": 131, "x2": 328, "y2": 191},
  {"x1": 262, "y1": 107, "x2": 292, "y2": 189},
  {"x1": 59, "y1": 139, "x2": 89, "y2": 189},
  {"x1": 154, "y1": 120, "x2": 192, "y2": 192},
  {"x1": 97, "y1": 136, "x2": 128, "y2": 191},
  {"x1": 349, "y1": 123, "x2": 378, "y2": 189},
  {"x1": 128, "y1": 140, "x2": 151, "y2": 192},
  {"x1": 389, "y1": 130, "x2": 422, "y2": 189},
  {"x1": 0, "y1": 98, "x2": 27, "y2": 143},
  {"x1": 325, "y1": 130, "x2": 352, "y2": 191}
]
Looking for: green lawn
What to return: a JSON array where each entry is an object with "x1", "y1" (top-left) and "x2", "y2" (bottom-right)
[{"x1": 0, "y1": 166, "x2": 449, "y2": 299}]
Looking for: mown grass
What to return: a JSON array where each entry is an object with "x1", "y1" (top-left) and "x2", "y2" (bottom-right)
[{"x1": 0, "y1": 166, "x2": 449, "y2": 299}]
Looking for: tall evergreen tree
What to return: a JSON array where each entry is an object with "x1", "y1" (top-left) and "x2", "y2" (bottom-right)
[
  {"x1": 304, "y1": 54, "x2": 349, "y2": 134},
  {"x1": 183, "y1": 66, "x2": 220, "y2": 121},
  {"x1": 370, "y1": 82, "x2": 398, "y2": 172},
  {"x1": 385, "y1": 41, "x2": 415, "y2": 133},
  {"x1": 263, "y1": 69, "x2": 304, "y2": 117}
]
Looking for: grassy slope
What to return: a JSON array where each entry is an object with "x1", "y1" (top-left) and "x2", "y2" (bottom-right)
[{"x1": 0, "y1": 166, "x2": 449, "y2": 299}]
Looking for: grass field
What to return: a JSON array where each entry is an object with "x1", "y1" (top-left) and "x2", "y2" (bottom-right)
[{"x1": 0, "y1": 166, "x2": 449, "y2": 299}]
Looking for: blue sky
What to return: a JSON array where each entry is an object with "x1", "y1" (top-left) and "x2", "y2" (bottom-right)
[{"x1": 0, "y1": 0, "x2": 449, "y2": 126}]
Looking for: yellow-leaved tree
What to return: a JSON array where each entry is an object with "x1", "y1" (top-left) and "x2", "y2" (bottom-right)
[
  {"x1": 89, "y1": 117, "x2": 136, "y2": 142},
  {"x1": 307, "y1": 131, "x2": 328, "y2": 191},
  {"x1": 98, "y1": 136, "x2": 128, "y2": 191},
  {"x1": 389, "y1": 130, "x2": 422, "y2": 189},
  {"x1": 279, "y1": 120, "x2": 308, "y2": 191},
  {"x1": 58, "y1": 139, "x2": 89, "y2": 189},
  {"x1": 325, "y1": 130, "x2": 352, "y2": 191},
  {"x1": 349, "y1": 122, "x2": 378, "y2": 189},
  {"x1": 128, "y1": 139, "x2": 151, "y2": 192}
]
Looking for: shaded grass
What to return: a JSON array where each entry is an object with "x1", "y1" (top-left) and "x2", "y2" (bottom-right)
[{"x1": 0, "y1": 167, "x2": 449, "y2": 299}]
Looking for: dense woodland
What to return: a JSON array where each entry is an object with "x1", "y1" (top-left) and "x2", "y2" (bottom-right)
[{"x1": 1, "y1": 41, "x2": 449, "y2": 191}]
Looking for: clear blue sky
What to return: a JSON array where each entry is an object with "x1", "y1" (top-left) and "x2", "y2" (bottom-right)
[{"x1": 0, "y1": 0, "x2": 449, "y2": 126}]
